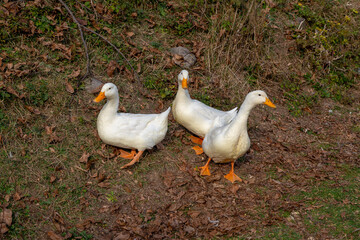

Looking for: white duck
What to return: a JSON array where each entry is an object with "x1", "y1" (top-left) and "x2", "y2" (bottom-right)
[
  {"x1": 172, "y1": 70, "x2": 237, "y2": 154},
  {"x1": 94, "y1": 83, "x2": 171, "y2": 169},
  {"x1": 199, "y1": 90, "x2": 276, "y2": 183}
]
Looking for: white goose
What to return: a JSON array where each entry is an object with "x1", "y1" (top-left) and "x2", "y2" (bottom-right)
[
  {"x1": 199, "y1": 90, "x2": 276, "y2": 183},
  {"x1": 94, "y1": 83, "x2": 171, "y2": 169},
  {"x1": 172, "y1": 70, "x2": 237, "y2": 154}
]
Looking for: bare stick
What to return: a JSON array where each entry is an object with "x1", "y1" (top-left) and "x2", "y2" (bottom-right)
[
  {"x1": 58, "y1": 0, "x2": 91, "y2": 81},
  {"x1": 81, "y1": 25, "x2": 140, "y2": 82}
]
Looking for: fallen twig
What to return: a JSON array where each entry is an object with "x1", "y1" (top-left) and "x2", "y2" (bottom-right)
[
  {"x1": 81, "y1": 25, "x2": 140, "y2": 83},
  {"x1": 58, "y1": 0, "x2": 145, "y2": 96},
  {"x1": 58, "y1": 0, "x2": 91, "y2": 81}
]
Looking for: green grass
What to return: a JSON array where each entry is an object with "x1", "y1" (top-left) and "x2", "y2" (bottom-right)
[
  {"x1": 263, "y1": 224, "x2": 302, "y2": 239},
  {"x1": 291, "y1": 164, "x2": 360, "y2": 238}
]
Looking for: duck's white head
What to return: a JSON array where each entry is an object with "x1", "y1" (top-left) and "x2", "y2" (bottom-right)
[
  {"x1": 178, "y1": 70, "x2": 189, "y2": 89},
  {"x1": 246, "y1": 90, "x2": 276, "y2": 108},
  {"x1": 94, "y1": 83, "x2": 118, "y2": 102}
]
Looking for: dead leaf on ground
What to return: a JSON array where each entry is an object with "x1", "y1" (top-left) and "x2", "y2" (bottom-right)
[
  {"x1": 0, "y1": 208, "x2": 12, "y2": 226},
  {"x1": 1, "y1": 223, "x2": 9, "y2": 234},
  {"x1": 106, "y1": 60, "x2": 120, "y2": 77},
  {"x1": 230, "y1": 184, "x2": 241, "y2": 194},
  {"x1": 123, "y1": 185, "x2": 132, "y2": 193},
  {"x1": 13, "y1": 192, "x2": 22, "y2": 201},
  {"x1": 98, "y1": 181, "x2": 110, "y2": 188},
  {"x1": 50, "y1": 175, "x2": 57, "y2": 183},
  {"x1": 68, "y1": 68, "x2": 81, "y2": 78},
  {"x1": 47, "y1": 231, "x2": 64, "y2": 240},
  {"x1": 6, "y1": 86, "x2": 22, "y2": 98},
  {"x1": 45, "y1": 125, "x2": 54, "y2": 135},
  {"x1": 145, "y1": 18, "x2": 156, "y2": 28},
  {"x1": 103, "y1": 26, "x2": 112, "y2": 34},
  {"x1": 65, "y1": 81, "x2": 74, "y2": 94},
  {"x1": 76, "y1": 217, "x2": 95, "y2": 231},
  {"x1": 79, "y1": 152, "x2": 90, "y2": 163},
  {"x1": 126, "y1": 31, "x2": 135, "y2": 37},
  {"x1": 24, "y1": 105, "x2": 41, "y2": 115},
  {"x1": 114, "y1": 232, "x2": 131, "y2": 240}
]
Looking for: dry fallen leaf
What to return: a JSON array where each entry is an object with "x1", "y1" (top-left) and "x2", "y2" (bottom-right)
[
  {"x1": 13, "y1": 192, "x2": 21, "y2": 201},
  {"x1": 79, "y1": 152, "x2": 90, "y2": 163},
  {"x1": 47, "y1": 231, "x2": 64, "y2": 240},
  {"x1": 50, "y1": 175, "x2": 57, "y2": 183},
  {"x1": 106, "y1": 60, "x2": 120, "y2": 77},
  {"x1": 114, "y1": 232, "x2": 131, "y2": 240},
  {"x1": 136, "y1": 62, "x2": 141, "y2": 74},
  {"x1": 103, "y1": 26, "x2": 112, "y2": 34},
  {"x1": 98, "y1": 181, "x2": 110, "y2": 188},
  {"x1": 6, "y1": 86, "x2": 21, "y2": 98},
  {"x1": 1, "y1": 223, "x2": 9, "y2": 234},
  {"x1": 45, "y1": 126, "x2": 54, "y2": 135},
  {"x1": 76, "y1": 217, "x2": 94, "y2": 231},
  {"x1": 24, "y1": 105, "x2": 41, "y2": 115},
  {"x1": 0, "y1": 208, "x2": 12, "y2": 229},
  {"x1": 68, "y1": 69, "x2": 81, "y2": 78},
  {"x1": 65, "y1": 81, "x2": 74, "y2": 94},
  {"x1": 126, "y1": 31, "x2": 135, "y2": 37},
  {"x1": 123, "y1": 185, "x2": 132, "y2": 193}
]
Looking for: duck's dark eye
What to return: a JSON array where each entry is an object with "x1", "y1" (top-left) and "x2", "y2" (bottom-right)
[{"x1": 258, "y1": 94, "x2": 261, "y2": 96}]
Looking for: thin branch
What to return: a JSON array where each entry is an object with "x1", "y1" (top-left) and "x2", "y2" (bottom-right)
[
  {"x1": 81, "y1": 25, "x2": 140, "y2": 82},
  {"x1": 58, "y1": 0, "x2": 141, "y2": 92},
  {"x1": 58, "y1": 0, "x2": 91, "y2": 81}
]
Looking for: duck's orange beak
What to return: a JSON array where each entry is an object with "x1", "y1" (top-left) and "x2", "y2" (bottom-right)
[
  {"x1": 264, "y1": 97, "x2": 276, "y2": 108},
  {"x1": 94, "y1": 91, "x2": 105, "y2": 102},
  {"x1": 182, "y1": 77, "x2": 188, "y2": 89}
]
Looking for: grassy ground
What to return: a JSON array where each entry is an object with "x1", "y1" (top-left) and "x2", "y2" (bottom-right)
[{"x1": 0, "y1": 0, "x2": 359, "y2": 239}]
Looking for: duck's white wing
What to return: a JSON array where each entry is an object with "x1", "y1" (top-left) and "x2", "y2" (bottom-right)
[{"x1": 190, "y1": 99, "x2": 237, "y2": 123}]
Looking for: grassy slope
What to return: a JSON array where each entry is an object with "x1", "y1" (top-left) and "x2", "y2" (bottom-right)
[{"x1": 0, "y1": 0, "x2": 359, "y2": 239}]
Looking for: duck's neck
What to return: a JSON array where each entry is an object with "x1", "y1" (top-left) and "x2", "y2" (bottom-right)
[
  {"x1": 176, "y1": 84, "x2": 191, "y2": 100},
  {"x1": 227, "y1": 97, "x2": 255, "y2": 137},
  {"x1": 100, "y1": 95, "x2": 119, "y2": 117}
]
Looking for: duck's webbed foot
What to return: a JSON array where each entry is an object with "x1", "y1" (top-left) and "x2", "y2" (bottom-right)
[
  {"x1": 119, "y1": 149, "x2": 136, "y2": 159},
  {"x1": 224, "y1": 161, "x2": 242, "y2": 183},
  {"x1": 190, "y1": 136, "x2": 204, "y2": 155},
  {"x1": 120, "y1": 150, "x2": 144, "y2": 169},
  {"x1": 199, "y1": 158, "x2": 212, "y2": 176}
]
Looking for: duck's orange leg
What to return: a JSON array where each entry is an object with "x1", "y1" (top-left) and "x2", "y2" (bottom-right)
[
  {"x1": 192, "y1": 145, "x2": 204, "y2": 155},
  {"x1": 119, "y1": 149, "x2": 136, "y2": 159},
  {"x1": 199, "y1": 158, "x2": 212, "y2": 176},
  {"x1": 224, "y1": 161, "x2": 242, "y2": 183},
  {"x1": 190, "y1": 135, "x2": 203, "y2": 145},
  {"x1": 120, "y1": 150, "x2": 144, "y2": 169},
  {"x1": 190, "y1": 136, "x2": 204, "y2": 155}
]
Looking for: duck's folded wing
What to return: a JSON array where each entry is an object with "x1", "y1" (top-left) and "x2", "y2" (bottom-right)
[
  {"x1": 112, "y1": 113, "x2": 161, "y2": 133},
  {"x1": 191, "y1": 100, "x2": 237, "y2": 122}
]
